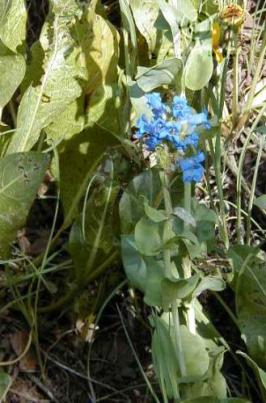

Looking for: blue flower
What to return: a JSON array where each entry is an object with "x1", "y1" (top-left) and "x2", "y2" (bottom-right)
[
  {"x1": 172, "y1": 96, "x2": 192, "y2": 119},
  {"x1": 179, "y1": 152, "x2": 205, "y2": 183},
  {"x1": 146, "y1": 92, "x2": 168, "y2": 118},
  {"x1": 135, "y1": 115, "x2": 151, "y2": 138},
  {"x1": 189, "y1": 109, "x2": 211, "y2": 129},
  {"x1": 134, "y1": 92, "x2": 211, "y2": 182}
]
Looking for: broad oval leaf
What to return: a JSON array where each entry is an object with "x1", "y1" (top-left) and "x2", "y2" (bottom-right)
[
  {"x1": 185, "y1": 41, "x2": 213, "y2": 91},
  {"x1": 136, "y1": 58, "x2": 183, "y2": 92},
  {"x1": 0, "y1": 152, "x2": 49, "y2": 258}
]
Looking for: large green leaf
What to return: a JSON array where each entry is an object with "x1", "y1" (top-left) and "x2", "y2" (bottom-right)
[
  {"x1": 45, "y1": 97, "x2": 85, "y2": 143},
  {"x1": 86, "y1": 83, "x2": 125, "y2": 136},
  {"x1": 0, "y1": 43, "x2": 26, "y2": 108},
  {"x1": 58, "y1": 126, "x2": 118, "y2": 223},
  {"x1": 119, "y1": 169, "x2": 162, "y2": 234},
  {"x1": 0, "y1": 0, "x2": 26, "y2": 52},
  {"x1": 7, "y1": 4, "x2": 83, "y2": 153},
  {"x1": 236, "y1": 257, "x2": 266, "y2": 368},
  {"x1": 74, "y1": 11, "x2": 120, "y2": 94},
  {"x1": 121, "y1": 235, "x2": 147, "y2": 292},
  {"x1": 238, "y1": 352, "x2": 266, "y2": 392},
  {"x1": 68, "y1": 172, "x2": 119, "y2": 282},
  {"x1": 185, "y1": 40, "x2": 213, "y2": 91},
  {"x1": 136, "y1": 58, "x2": 183, "y2": 92},
  {"x1": 130, "y1": 0, "x2": 160, "y2": 54},
  {"x1": 0, "y1": 152, "x2": 49, "y2": 258}
]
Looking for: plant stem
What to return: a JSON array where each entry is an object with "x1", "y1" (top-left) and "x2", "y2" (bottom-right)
[
  {"x1": 183, "y1": 182, "x2": 196, "y2": 334},
  {"x1": 160, "y1": 171, "x2": 186, "y2": 394},
  {"x1": 232, "y1": 31, "x2": 239, "y2": 127}
]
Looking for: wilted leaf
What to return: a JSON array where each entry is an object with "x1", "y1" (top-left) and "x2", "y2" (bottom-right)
[{"x1": 0, "y1": 152, "x2": 49, "y2": 258}]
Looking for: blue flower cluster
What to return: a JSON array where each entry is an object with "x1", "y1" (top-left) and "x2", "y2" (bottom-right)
[{"x1": 135, "y1": 92, "x2": 211, "y2": 183}]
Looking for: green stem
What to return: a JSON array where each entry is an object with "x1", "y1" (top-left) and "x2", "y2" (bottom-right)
[
  {"x1": 208, "y1": 137, "x2": 229, "y2": 249},
  {"x1": 160, "y1": 171, "x2": 186, "y2": 394},
  {"x1": 232, "y1": 31, "x2": 239, "y2": 127},
  {"x1": 246, "y1": 137, "x2": 263, "y2": 245},
  {"x1": 183, "y1": 183, "x2": 196, "y2": 335},
  {"x1": 172, "y1": 299, "x2": 187, "y2": 378}
]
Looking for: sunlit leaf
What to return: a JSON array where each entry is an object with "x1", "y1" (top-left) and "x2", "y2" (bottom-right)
[
  {"x1": 185, "y1": 41, "x2": 213, "y2": 91},
  {"x1": 136, "y1": 58, "x2": 183, "y2": 92},
  {"x1": 130, "y1": 0, "x2": 160, "y2": 54},
  {"x1": 0, "y1": 43, "x2": 26, "y2": 108},
  {"x1": 0, "y1": 0, "x2": 27, "y2": 52},
  {"x1": 7, "y1": 5, "x2": 83, "y2": 153},
  {"x1": 0, "y1": 152, "x2": 49, "y2": 258}
]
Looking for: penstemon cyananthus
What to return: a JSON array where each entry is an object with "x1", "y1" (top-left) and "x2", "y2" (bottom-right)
[{"x1": 120, "y1": 92, "x2": 228, "y2": 402}]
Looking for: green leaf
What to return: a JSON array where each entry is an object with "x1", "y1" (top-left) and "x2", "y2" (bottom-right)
[
  {"x1": 185, "y1": 41, "x2": 213, "y2": 91},
  {"x1": 119, "y1": 169, "x2": 162, "y2": 234},
  {"x1": 45, "y1": 97, "x2": 85, "y2": 143},
  {"x1": 135, "y1": 217, "x2": 164, "y2": 256},
  {"x1": 0, "y1": 0, "x2": 27, "y2": 52},
  {"x1": 68, "y1": 173, "x2": 119, "y2": 282},
  {"x1": 161, "y1": 275, "x2": 201, "y2": 310},
  {"x1": 136, "y1": 58, "x2": 183, "y2": 92},
  {"x1": 238, "y1": 351, "x2": 266, "y2": 391},
  {"x1": 236, "y1": 256, "x2": 266, "y2": 368},
  {"x1": 179, "y1": 325, "x2": 210, "y2": 382},
  {"x1": 254, "y1": 195, "x2": 266, "y2": 209},
  {"x1": 119, "y1": 0, "x2": 138, "y2": 77},
  {"x1": 0, "y1": 43, "x2": 26, "y2": 108},
  {"x1": 75, "y1": 12, "x2": 120, "y2": 94},
  {"x1": 86, "y1": 83, "x2": 124, "y2": 135},
  {"x1": 121, "y1": 235, "x2": 147, "y2": 292},
  {"x1": 0, "y1": 152, "x2": 49, "y2": 258},
  {"x1": 144, "y1": 257, "x2": 165, "y2": 306},
  {"x1": 193, "y1": 277, "x2": 225, "y2": 298},
  {"x1": 130, "y1": 0, "x2": 160, "y2": 54},
  {"x1": 152, "y1": 315, "x2": 180, "y2": 399},
  {"x1": 144, "y1": 198, "x2": 167, "y2": 222},
  {"x1": 58, "y1": 126, "x2": 118, "y2": 224},
  {"x1": 173, "y1": 207, "x2": 196, "y2": 227},
  {"x1": 0, "y1": 372, "x2": 12, "y2": 401},
  {"x1": 7, "y1": 6, "x2": 83, "y2": 153}
]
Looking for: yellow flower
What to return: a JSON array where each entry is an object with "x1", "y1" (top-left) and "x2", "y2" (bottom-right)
[
  {"x1": 212, "y1": 21, "x2": 221, "y2": 49},
  {"x1": 212, "y1": 21, "x2": 224, "y2": 64}
]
